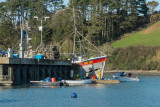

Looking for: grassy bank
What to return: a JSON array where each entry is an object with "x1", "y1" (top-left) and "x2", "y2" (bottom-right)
[
  {"x1": 105, "y1": 46, "x2": 160, "y2": 70},
  {"x1": 106, "y1": 21, "x2": 160, "y2": 71}
]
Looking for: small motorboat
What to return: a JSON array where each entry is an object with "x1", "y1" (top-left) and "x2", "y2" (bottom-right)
[
  {"x1": 30, "y1": 77, "x2": 64, "y2": 86},
  {"x1": 63, "y1": 79, "x2": 92, "y2": 85},
  {"x1": 113, "y1": 76, "x2": 139, "y2": 82},
  {"x1": 112, "y1": 71, "x2": 139, "y2": 82},
  {"x1": 30, "y1": 81, "x2": 64, "y2": 86}
]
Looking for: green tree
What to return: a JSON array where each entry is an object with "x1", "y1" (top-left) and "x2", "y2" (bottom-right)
[
  {"x1": 51, "y1": 9, "x2": 73, "y2": 43},
  {"x1": 0, "y1": 2, "x2": 7, "y2": 22},
  {"x1": 0, "y1": 21, "x2": 19, "y2": 50}
]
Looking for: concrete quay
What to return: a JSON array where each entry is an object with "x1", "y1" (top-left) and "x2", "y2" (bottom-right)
[{"x1": 0, "y1": 57, "x2": 72, "y2": 85}]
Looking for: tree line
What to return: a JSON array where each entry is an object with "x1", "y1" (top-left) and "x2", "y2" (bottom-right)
[{"x1": 0, "y1": 0, "x2": 159, "y2": 51}]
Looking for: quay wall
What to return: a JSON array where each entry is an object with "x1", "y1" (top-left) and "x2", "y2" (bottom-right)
[{"x1": 0, "y1": 58, "x2": 72, "y2": 85}]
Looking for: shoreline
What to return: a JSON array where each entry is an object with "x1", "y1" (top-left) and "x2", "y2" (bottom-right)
[{"x1": 103, "y1": 70, "x2": 160, "y2": 76}]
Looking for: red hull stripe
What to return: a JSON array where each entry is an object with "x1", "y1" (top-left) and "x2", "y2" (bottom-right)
[{"x1": 79, "y1": 57, "x2": 106, "y2": 66}]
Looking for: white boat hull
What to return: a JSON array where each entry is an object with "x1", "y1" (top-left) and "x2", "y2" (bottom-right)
[
  {"x1": 64, "y1": 79, "x2": 92, "y2": 85},
  {"x1": 113, "y1": 76, "x2": 139, "y2": 82}
]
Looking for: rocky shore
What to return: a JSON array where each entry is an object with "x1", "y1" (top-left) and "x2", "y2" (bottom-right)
[{"x1": 103, "y1": 70, "x2": 160, "y2": 76}]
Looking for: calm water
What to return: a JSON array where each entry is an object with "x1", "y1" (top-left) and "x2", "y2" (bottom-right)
[{"x1": 0, "y1": 76, "x2": 160, "y2": 107}]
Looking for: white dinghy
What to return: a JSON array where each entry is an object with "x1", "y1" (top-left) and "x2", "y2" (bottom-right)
[{"x1": 64, "y1": 79, "x2": 92, "y2": 85}]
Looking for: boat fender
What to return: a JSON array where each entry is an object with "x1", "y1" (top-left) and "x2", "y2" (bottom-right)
[{"x1": 71, "y1": 93, "x2": 77, "y2": 98}]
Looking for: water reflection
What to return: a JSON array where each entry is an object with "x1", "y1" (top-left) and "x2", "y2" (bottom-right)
[
  {"x1": 0, "y1": 99, "x2": 21, "y2": 103},
  {"x1": 0, "y1": 82, "x2": 115, "y2": 90}
]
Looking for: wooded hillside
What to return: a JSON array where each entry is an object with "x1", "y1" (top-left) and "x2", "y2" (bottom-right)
[{"x1": 0, "y1": 0, "x2": 158, "y2": 52}]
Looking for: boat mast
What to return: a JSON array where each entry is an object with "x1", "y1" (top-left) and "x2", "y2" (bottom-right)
[{"x1": 72, "y1": 0, "x2": 77, "y2": 54}]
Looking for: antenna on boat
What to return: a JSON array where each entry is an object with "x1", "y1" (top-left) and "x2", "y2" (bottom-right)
[
  {"x1": 72, "y1": 0, "x2": 76, "y2": 55},
  {"x1": 62, "y1": 0, "x2": 106, "y2": 58}
]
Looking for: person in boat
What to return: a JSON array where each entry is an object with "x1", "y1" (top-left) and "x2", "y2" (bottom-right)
[
  {"x1": 76, "y1": 75, "x2": 79, "y2": 79},
  {"x1": 98, "y1": 69, "x2": 102, "y2": 80},
  {"x1": 128, "y1": 72, "x2": 132, "y2": 77},
  {"x1": 84, "y1": 73, "x2": 90, "y2": 79},
  {"x1": 92, "y1": 73, "x2": 97, "y2": 80},
  {"x1": 53, "y1": 46, "x2": 60, "y2": 60}
]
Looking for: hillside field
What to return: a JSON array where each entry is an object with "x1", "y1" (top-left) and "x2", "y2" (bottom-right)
[{"x1": 112, "y1": 21, "x2": 160, "y2": 48}]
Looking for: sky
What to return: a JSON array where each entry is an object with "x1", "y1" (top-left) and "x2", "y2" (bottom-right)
[
  {"x1": 0, "y1": 0, "x2": 160, "y2": 11},
  {"x1": 63, "y1": 0, "x2": 160, "y2": 11}
]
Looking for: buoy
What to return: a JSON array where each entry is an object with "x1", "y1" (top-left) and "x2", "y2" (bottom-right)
[{"x1": 71, "y1": 93, "x2": 77, "y2": 98}]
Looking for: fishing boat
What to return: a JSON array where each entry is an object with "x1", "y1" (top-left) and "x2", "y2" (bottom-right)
[
  {"x1": 63, "y1": 79, "x2": 92, "y2": 85},
  {"x1": 112, "y1": 71, "x2": 139, "y2": 82},
  {"x1": 72, "y1": 56, "x2": 106, "y2": 79},
  {"x1": 59, "y1": 0, "x2": 107, "y2": 79}
]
